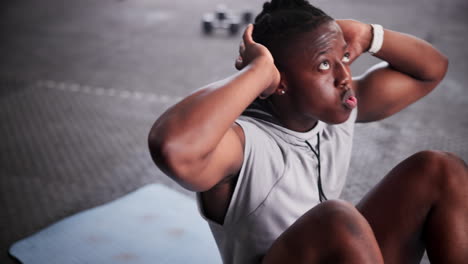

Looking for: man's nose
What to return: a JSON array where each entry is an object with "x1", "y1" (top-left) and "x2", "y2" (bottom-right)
[{"x1": 334, "y1": 62, "x2": 351, "y2": 88}]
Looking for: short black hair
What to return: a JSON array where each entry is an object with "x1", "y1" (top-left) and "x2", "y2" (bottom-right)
[{"x1": 252, "y1": 0, "x2": 333, "y2": 70}]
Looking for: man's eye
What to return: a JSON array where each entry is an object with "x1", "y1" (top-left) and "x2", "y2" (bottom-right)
[
  {"x1": 318, "y1": 61, "x2": 330, "y2": 70},
  {"x1": 342, "y1": 52, "x2": 351, "y2": 63}
]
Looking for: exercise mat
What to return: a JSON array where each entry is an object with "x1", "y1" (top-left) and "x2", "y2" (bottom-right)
[{"x1": 9, "y1": 184, "x2": 221, "y2": 264}]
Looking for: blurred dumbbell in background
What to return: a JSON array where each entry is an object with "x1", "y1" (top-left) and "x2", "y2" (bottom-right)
[{"x1": 202, "y1": 5, "x2": 253, "y2": 36}]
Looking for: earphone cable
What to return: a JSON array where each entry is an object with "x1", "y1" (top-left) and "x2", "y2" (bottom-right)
[{"x1": 306, "y1": 133, "x2": 328, "y2": 203}]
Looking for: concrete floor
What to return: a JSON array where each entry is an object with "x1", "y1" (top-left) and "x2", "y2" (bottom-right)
[{"x1": 1, "y1": 0, "x2": 467, "y2": 263}]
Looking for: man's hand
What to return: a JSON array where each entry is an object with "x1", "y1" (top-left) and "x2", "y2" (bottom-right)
[
  {"x1": 235, "y1": 24, "x2": 281, "y2": 99},
  {"x1": 345, "y1": 21, "x2": 448, "y2": 122},
  {"x1": 336, "y1": 19, "x2": 373, "y2": 64}
]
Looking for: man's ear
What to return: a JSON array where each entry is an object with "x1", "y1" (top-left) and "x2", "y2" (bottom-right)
[{"x1": 275, "y1": 71, "x2": 288, "y2": 95}]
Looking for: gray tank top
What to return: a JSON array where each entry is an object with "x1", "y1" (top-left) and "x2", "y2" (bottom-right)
[{"x1": 197, "y1": 108, "x2": 358, "y2": 264}]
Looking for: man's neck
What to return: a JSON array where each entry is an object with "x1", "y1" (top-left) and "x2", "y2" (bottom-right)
[{"x1": 267, "y1": 99, "x2": 319, "y2": 133}]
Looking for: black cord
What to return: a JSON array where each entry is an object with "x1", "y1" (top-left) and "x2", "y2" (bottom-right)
[{"x1": 305, "y1": 133, "x2": 328, "y2": 203}]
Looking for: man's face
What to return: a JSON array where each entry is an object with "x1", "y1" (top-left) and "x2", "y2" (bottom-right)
[{"x1": 281, "y1": 21, "x2": 355, "y2": 124}]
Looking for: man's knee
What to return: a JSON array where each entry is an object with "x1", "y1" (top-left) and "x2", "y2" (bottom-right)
[
  {"x1": 410, "y1": 150, "x2": 468, "y2": 191},
  {"x1": 263, "y1": 200, "x2": 381, "y2": 264},
  {"x1": 411, "y1": 150, "x2": 465, "y2": 167},
  {"x1": 313, "y1": 200, "x2": 371, "y2": 241},
  {"x1": 310, "y1": 200, "x2": 381, "y2": 263}
]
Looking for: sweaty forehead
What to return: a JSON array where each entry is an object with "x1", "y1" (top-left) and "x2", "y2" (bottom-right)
[
  {"x1": 287, "y1": 21, "x2": 344, "y2": 63},
  {"x1": 308, "y1": 22, "x2": 342, "y2": 50}
]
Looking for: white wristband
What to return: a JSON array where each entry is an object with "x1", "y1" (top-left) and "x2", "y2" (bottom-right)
[{"x1": 368, "y1": 24, "x2": 384, "y2": 54}]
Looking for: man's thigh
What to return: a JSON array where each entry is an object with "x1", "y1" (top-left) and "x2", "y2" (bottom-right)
[
  {"x1": 356, "y1": 151, "x2": 451, "y2": 263},
  {"x1": 262, "y1": 200, "x2": 383, "y2": 264}
]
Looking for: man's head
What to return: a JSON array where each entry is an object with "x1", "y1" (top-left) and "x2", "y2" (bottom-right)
[
  {"x1": 252, "y1": 0, "x2": 333, "y2": 71},
  {"x1": 253, "y1": 0, "x2": 354, "y2": 127}
]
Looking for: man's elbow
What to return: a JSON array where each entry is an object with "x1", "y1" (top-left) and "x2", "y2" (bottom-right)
[
  {"x1": 148, "y1": 134, "x2": 207, "y2": 192},
  {"x1": 148, "y1": 134, "x2": 184, "y2": 179},
  {"x1": 436, "y1": 54, "x2": 449, "y2": 82},
  {"x1": 428, "y1": 53, "x2": 449, "y2": 85},
  {"x1": 148, "y1": 131, "x2": 173, "y2": 176}
]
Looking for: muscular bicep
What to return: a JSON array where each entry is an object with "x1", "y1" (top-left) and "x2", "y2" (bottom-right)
[{"x1": 353, "y1": 62, "x2": 439, "y2": 123}]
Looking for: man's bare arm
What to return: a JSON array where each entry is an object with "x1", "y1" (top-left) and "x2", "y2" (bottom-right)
[
  {"x1": 148, "y1": 25, "x2": 280, "y2": 192},
  {"x1": 339, "y1": 20, "x2": 448, "y2": 122}
]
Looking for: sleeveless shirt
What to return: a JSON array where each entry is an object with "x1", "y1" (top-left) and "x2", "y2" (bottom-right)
[{"x1": 197, "y1": 107, "x2": 358, "y2": 264}]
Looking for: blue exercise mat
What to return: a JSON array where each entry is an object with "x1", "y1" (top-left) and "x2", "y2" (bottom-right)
[{"x1": 9, "y1": 184, "x2": 221, "y2": 264}]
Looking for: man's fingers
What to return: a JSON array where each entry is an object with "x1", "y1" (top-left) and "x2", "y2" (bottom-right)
[
  {"x1": 242, "y1": 24, "x2": 254, "y2": 44},
  {"x1": 239, "y1": 40, "x2": 245, "y2": 54},
  {"x1": 236, "y1": 40, "x2": 245, "y2": 71},
  {"x1": 235, "y1": 56, "x2": 244, "y2": 70},
  {"x1": 236, "y1": 24, "x2": 255, "y2": 70}
]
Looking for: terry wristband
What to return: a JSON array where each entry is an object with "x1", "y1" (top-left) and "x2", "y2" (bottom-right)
[{"x1": 368, "y1": 24, "x2": 384, "y2": 55}]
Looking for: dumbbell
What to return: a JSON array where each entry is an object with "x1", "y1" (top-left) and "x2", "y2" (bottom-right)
[
  {"x1": 216, "y1": 5, "x2": 228, "y2": 21},
  {"x1": 241, "y1": 11, "x2": 253, "y2": 24},
  {"x1": 202, "y1": 13, "x2": 240, "y2": 36},
  {"x1": 201, "y1": 6, "x2": 253, "y2": 36},
  {"x1": 202, "y1": 13, "x2": 215, "y2": 34}
]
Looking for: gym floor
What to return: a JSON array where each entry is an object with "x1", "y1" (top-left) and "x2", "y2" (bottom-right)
[{"x1": 1, "y1": 0, "x2": 467, "y2": 263}]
